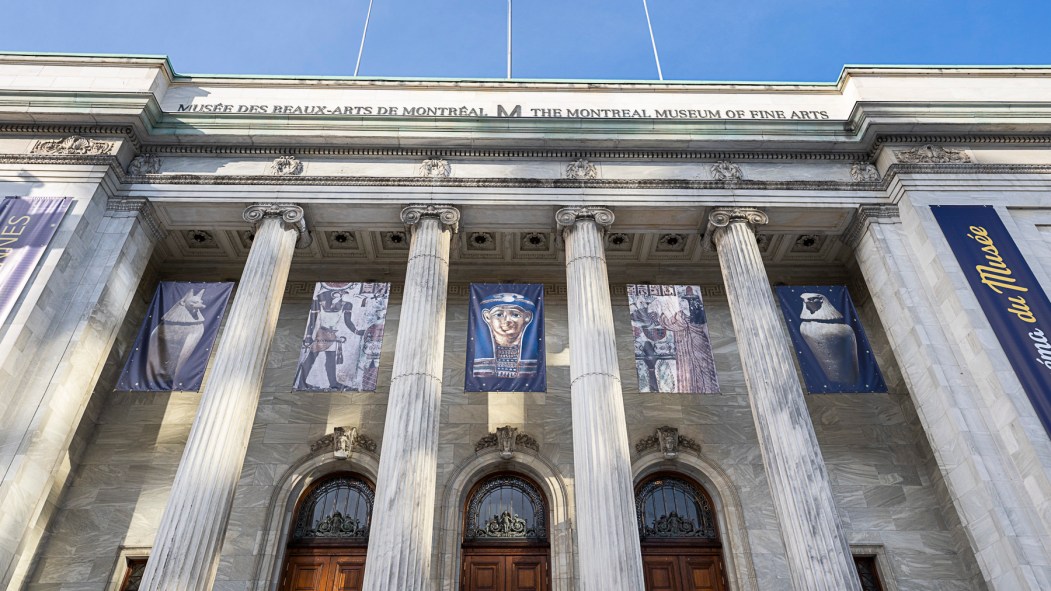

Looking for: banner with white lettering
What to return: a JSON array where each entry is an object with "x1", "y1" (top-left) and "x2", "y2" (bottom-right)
[
  {"x1": 776, "y1": 285, "x2": 887, "y2": 393},
  {"x1": 117, "y1": 282, "x2": 234, "y2": 391},
  {"x1": 627, "y1": 284, "x2": 719, "y2": 393},
  {"x1": 465, "y1": 284, "x2": 546, "y2": 392},
  {"x1": 0, "y1": 197, "x2": 71, "y2": 328},
  {"x1": 932, "y1": 205, "x2": 1051, "y2": 439},
  {"x1": 293, "y1": 282, "x2": 391, "y2": 392}
]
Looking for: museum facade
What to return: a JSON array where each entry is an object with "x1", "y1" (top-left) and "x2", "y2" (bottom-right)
[{"x1": 1, "y1": 54, "x2": 1051, "y2": 591}]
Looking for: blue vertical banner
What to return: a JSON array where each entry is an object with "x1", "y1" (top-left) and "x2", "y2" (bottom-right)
[
  {"x1": 776, "y1": 285, "x2": 887, "y2": 393},
  {"x1": 116, "y1": 281, "x2": 234, "y2": 391},
  {"x1": 0, "y1": 197, "x2": 71, "y2": 328},
  {"x1": 932, "y1": 205, "x2": 1051, "y2": 439},
  {"x1": 465, "y1": 284, "x2": 546, "y2": 392}
]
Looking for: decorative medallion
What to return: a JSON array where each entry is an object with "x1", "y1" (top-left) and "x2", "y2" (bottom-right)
[
  {"x1": 793, "y1": 234, "x2": 823, "y2": 252},
  {"x1": 710, "y1": 161, "x2": 743, "y2": 181},
  {"x1": 895, "y1": 145, "x2": 971, "y2": 164},
  {"x1": 310, "y1": 426, "x2": 377, "y2": 454},
  {"x1": 656, "y1": 233, "x2": 689, "y2": 252},
  {"x1": 380, "y1": 231, "x2": 410, "y2": 250},
  {"x1": 127, "y1": 154, "x2": 161, "y2": 175},
  {"x1": 475, "y1": 426, "x2": 541, "y2": 455},
  {"x1": 185, "y1": 230, "x2": 217, "y2": 249},
  {"x1": 266, "y1": 155, "x2": 304, "y2": 176},
  {"x1": 635, "y1": 426, "x2": 702, "y2": 456},
  {"x1": 31, "y1": 135, "x2": 113, "y2": 155},
  {"x1": 520, "y1": 232, "x2": 550, "y2": 251},
  {"x1": 606, "y1": 232, "x2": 633, "y2": 251},
  {"x1": 418, "y1": 158, "x2": 451, "y2": 178},
  {"x1": 326, "y1": 231, "x2": 359, "y2": 250},
  {"x1": 466, "y1": 232, "x2": 497, "y2": 251},
  {"x1": 849, "y1": 162, "x2": 880, "y2": 182},
  {"x1": 565, "y1": 158, "x2": 598, "y2": 180}
]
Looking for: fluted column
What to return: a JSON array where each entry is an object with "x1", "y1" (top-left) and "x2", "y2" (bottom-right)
[
  {"x1": 707, "y1": 207, "x2": 860, "y2": 591},
  {"x1": 362, "y1": 204, "x2": 458, "y2": 591},
  {"x1": 140, "y1": 203, "x2": 308, "y2": 591},
  {"x1": 557, "y1": 206, "x2": 645, "y2": 591}
]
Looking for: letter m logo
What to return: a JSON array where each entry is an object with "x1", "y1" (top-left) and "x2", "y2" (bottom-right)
[{"x1": 497, "y1": 104, "x2": 522, "y2": 117}]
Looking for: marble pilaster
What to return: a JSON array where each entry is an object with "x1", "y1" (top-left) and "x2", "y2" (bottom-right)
[
  {"x1": 557, "y1": 206, "x2": 645, "y2": 591},
  {"x1": 707, "y1": 207, "x2": 860, "y2": 591},
  {"x1": 139, "y1": 203, "x2": 306, "y2": 591},
  {"x1": 362, "y1": 204, "x2": 458, "y2": 591}
]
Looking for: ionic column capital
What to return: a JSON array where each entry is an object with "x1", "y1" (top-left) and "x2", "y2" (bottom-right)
[
  {"x1": 703, "y1": 207, "x2": 768, "y2": 249},
  {"x1": 243, "y1": 203, "x2": 311, "y2": 248},
  {"x1": 400, "y1": 204, "x2": 460, "y2": 233},
  {"x1": 555, "y1": 205, "x2": 614, "y2": 235}
]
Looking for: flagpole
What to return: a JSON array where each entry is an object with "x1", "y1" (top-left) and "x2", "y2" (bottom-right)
[
  {"x1": 507, "y1": 0, "x2": 513, "y2": 79},
  {"x1": 642, "y1": 0, "x2": 663, "y2": 80},
  {"x1": 354, "y1": 0, "x2": 375, "y2": 76}
]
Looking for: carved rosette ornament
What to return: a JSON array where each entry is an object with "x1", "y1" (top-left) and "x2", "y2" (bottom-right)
[
  {"x1": 710, "y1": 160, "x2": 743, "y2": 181},
  {"x1": 243, "y1": 203, "x2": 311, "y2": 248},
  {"x1": 849, "y1": 162, "x2": 880, "y2": 182},
  {"x1": 127, "y1": 154, "x2": 162, "y2": 176},
  {"x1": 565, "y1": 158, "x2": 598, "y2": 180},
  {"x1": 555, "y1": 205, "x2": 615, "y2": 239},
  {"x1": 266, "y1": 155, "x2": 304, "y2": 176},
  {"x1": 703, "y1": 207, "x2": 768, "y2": 251},
  {"x1": 400, "y1": 204, "x2": 460, "y2": 233},
  {"x1": 895, "y1": 144, "x2": 971, "y2": 164},
  {"x1": 418, "y1": 158, "x2": 451, "y2": 178},
  {"x1": 31, "y1": 135, "x2": 113, "y2": 155}
]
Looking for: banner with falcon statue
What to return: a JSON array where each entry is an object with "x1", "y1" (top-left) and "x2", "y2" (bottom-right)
[{"x1": 776, "y1": 285, "x2": 887, "y2": 393}]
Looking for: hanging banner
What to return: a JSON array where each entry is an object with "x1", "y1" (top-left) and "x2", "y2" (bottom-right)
[
  {"x1": 293, "y1": 282, "x2": 391, "y2": 392},
  {"x1": 776, "y1": 285, "x2": 887, "y2": 393},
  {"x1": 627, "y1": 284, "x2": 719, "y2": 393},
  {"x1": 116, "y1": 281, "x2": 234, "y2": 391},
  {"x1": 932, "y1": 205, "x2": 1051, "y2": 438},
  {"x1": 0, "y1": 197, "x2": 71, "y2": 327},
  {"x1": 465, "y1": 284, "x2": 546, "y2": 392}
]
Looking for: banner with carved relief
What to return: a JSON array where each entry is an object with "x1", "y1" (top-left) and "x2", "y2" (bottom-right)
[
  {"x1": 627, "y1": 284, "x2": 719, "y2": 393},
  {"x1": 932, "y1": 205, "x2": 1051, "y2": 439},
  {"x1": 293, "y1": 282, "x2": 391, "y2": 392},
  {"x1": 0, "y1": 197, "x2": 71, "y2": 328},
  {"x1": 775, "y1": 285, "x2": 887, "y2": 393},
  {"x1": 116, "y1": 281, "x2": 234, "y2": 392},
  {"x1": 465, "y1": 284, "x2": 546, "y2": 392}
]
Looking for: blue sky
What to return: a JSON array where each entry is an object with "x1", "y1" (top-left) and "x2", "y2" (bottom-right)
[{"x1": 4, "y1": 0, "x2": 1051, "y2": 81}]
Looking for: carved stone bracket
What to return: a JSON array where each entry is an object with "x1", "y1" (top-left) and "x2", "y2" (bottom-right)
[
  {"x1": 555, "y1": 206, "x2": 615, "y2": 242},
  {"x1": 127, "y1": 153, "x2": 162, "y2": 176},
  {"x1": 895, "y1": 145, "x2": 971, "y2": 164},
  {"x1": 400, "y1": 204, "x2": 460, "y2": 233},
  {"x1": 710, "y1": 161, "x2": 743, "y2": 181},
  {"x1": 105, "y1": 197, "x2": 167, "y2": 242},
  {"x1": 475, "y1": 426, "x2": 540, "y2": 458},
  {"x1": 840, "y1": 204, "x2": 901, "y2": 250},
  {"x1": 267, "y1": 155, "x2": 304, "y2": 176},
  {"x1": 565, "y1": 158, "x2": 598, "y2": 180},
  {"x1": 418, "y1": 158, "x2": 451, "y2": 178},
  {"x1": 849, "y1": 162, "x2": 880, "y2": 182},
  {"x1": 311, "y1": 426, "x2": 377, "y2": 458},
  {"x1": 31, "y1": 135, "x2": 114, "y2": 155},
  {"x1": 243, "y1": 203, "x2": 311, "y2": 248},
  {"x1": 702, "y1": 207, "x2": 768, "y2": 251},
  {"x1": 635, "y1": 426, "x2": 701, "y2": 459}
]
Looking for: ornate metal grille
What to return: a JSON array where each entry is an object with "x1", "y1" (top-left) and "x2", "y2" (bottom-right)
[
  {"x1": 636, "y1": 476, "x2": 717, "y2": 540},
  {"x1": 292, "y1": 474, "x2": 374, "y2": 542},
  {"x1": 465, "y1": 475, "x2": 547, "y2": 541}
]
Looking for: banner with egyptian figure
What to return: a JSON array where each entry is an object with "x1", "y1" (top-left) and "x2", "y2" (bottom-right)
[
  {"x1": 465, "y1": 284, "x2": 546, "y2": 392},
  {"x1": 932, "y1": 205, "x2": 1051, "y2": 439},
  {"x1": 775, "y1": 285, "x2": 887, "y2": 393},
  {"x1": 116, "y1": 281, "x2": 235, "y2": 392},
  {"x1": 0, "y1": 197, "x2": 71, "y2": 328},
  {"x1": 627, "y1": 284, "x2": 719, "y2": 393},
  {"x1": 293, "y1": 282, "x2": 391, "y2": 392}
]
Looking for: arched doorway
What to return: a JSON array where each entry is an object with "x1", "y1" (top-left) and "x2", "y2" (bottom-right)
[
  {"x1": 279, "y1": 473, "x2": 374, "y2": 591},
  {"x1": 461, "y1": 473, "x2": 550, "y2": 591},
  {"x1": 636, "y1": 474, "x2": 728, "y2": 591}
]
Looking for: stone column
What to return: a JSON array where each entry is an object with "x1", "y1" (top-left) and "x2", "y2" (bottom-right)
[
  {"x1": 140, "y1": 203, "x2": 308, "y2": 591},
  {"x1": 706, "y1": 207, "x2": 860, "y2": 591},
  {"x1": 556, "y1": 206, "x2": 645, "y2": 591},
  {"x1": 362, "y1": 204, "x2": 458, "y2": 591}
]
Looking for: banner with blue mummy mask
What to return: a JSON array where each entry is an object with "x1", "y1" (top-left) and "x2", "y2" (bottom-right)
[
  {"x1": 776, "y1": 286, "x2": 887, "y2": 393},
  {"x1": 465, "y1": 284, "x2": 546, "y2": 392},
  {"x1": 627, "y1": 284, "x2": 719, "y2": 393},
  {"x1": 116, "y1": 281, "x2": 234, "y2": 392},
  {"x1": 293, "y1": 282, "x2": 391, "y2": 392}
]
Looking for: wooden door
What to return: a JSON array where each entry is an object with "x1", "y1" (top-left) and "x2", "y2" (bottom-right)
[
  {"x1": 279, "y1": 549, "x2": 367, "y2": 591},
  {"x1": 462, "y1": 550, "x2": 548, "y2": 591},
  {"x1": 643, "y1": 554, "x2": 682, "y2": 591},
  {"x1": 641, "y1": 548, "x2": 726, "y2": 591}
]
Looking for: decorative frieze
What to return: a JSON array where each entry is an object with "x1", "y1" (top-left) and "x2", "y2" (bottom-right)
[
  {"x1": 710, "y1": 161, "x2": 743, "y2": 181},
  {"x1": 895, "y1": 145, "x2": 971, "y2": 164},
  {"x1": 418, "y1": 157, "x2": 451, "y2": 178},
  {"x1": 127, "y1": 153, "x2": 162, "y2": 175},
  {"x1": 565, "y1": 158, "x2": 598, "y2": 180},
  {"x1": 635, "y1": 426, "x2": 701, "y2": 459},
  {"x1": 31, "y1": 135, "x2": 113, "y2": 155},
  {"x1": 849, "y1": 162, "x2": 880, "y2": 182},
  {"x1": 474, "y1": 426, "x2": 540, "y2": 458},
  {"x1": 266, "y1": 155, "x2": 304, "y2": 176}
]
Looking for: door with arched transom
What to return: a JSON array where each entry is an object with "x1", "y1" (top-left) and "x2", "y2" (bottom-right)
[
  {"x1": 279, "y1": 473, "x2": 374, "y2": 591},
  {"x1": 636, "y1": 474, "x2": 728, "y2": 591},
  {"x1": 461, "y1": 473, "x2": 550, "y2": 591}
]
